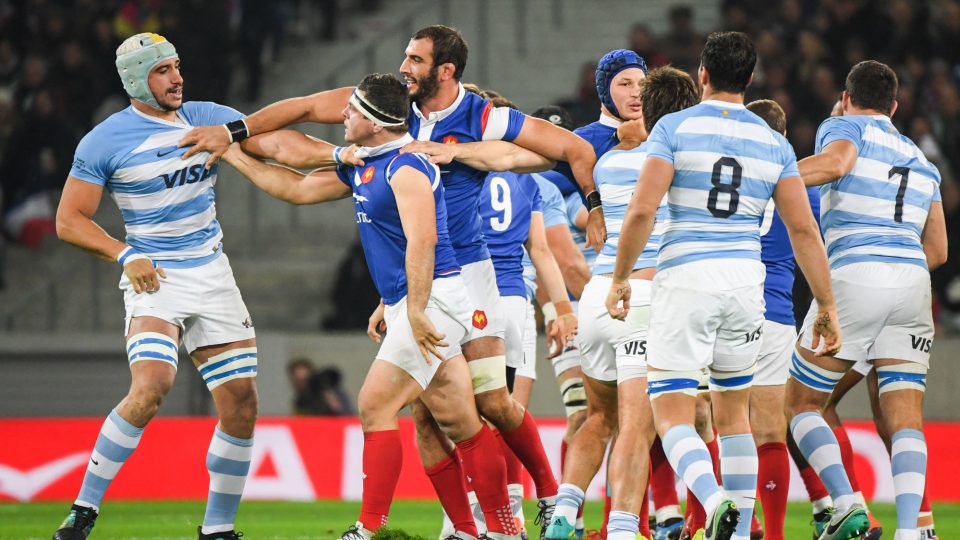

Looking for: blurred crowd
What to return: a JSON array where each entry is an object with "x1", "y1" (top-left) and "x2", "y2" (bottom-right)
[{"x1": 557, "y1": 0, "x2": 960, "y2": 331}]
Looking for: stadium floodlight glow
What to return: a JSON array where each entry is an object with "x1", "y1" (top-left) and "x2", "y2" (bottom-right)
[{"x1": 115, "y1": 32, "x2": 178, "y2": 111}]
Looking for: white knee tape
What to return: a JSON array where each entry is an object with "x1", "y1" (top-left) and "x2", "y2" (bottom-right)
[
  {"x1": 127, "y1": 332, "x2": 179, "y2": 369},
  {"x1": 647, "y1": 370, "x2": 704, "y2": 399},
  {"x1": 197, "y1": 347, "x2": 258, "y2": 391},
  {"x1": 788, "y1": 351, "x2": 844, "y2": 393},
  {"x1": 469, "y1": 355, "x2": 507, "y2": 395},
  {"x1": 708, "y1": 363, "x2": 757, "y2": 392},
  {"x1": 559, "y1": 377, "x2": 587, "y2": 417},
  {"x1": 876, "y1": 363, "x2": 928, "y2": 394}
]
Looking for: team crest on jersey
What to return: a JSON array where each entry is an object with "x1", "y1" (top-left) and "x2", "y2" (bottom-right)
[
  {"x1": 442, "y1": 135, "x2": 458, "y2": 145},
  {"x1": 472, "y1": 310, "x2": 487, "y2": 330},
  {"x1": 360, "y1": 166, "x2": 375, "y2": 184}
]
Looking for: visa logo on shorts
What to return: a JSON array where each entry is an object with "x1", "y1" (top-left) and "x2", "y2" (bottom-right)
[
  {"x1": 623, "y1": 340, "x2": 646, "y2": 356},
  {"x1": 744, "y1": 326, "x2": 763, "y2": 344},
  {"x1": 161, "y1": 164, "x2": 213, "y2": 189},
  {"x1": 910, "y1": 334, "x2": 932, "y2": 352}
]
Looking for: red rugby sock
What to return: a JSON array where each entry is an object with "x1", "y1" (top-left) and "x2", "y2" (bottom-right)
[
  {"x1": 757, "y1": 442, "x2": 789, "y2": 540},
  {"x1": 358, "y1": 430, "x2": 402, "y2": 531},
  {"x1": 457, "y1": 425, "x2": 517, "y2": 536},
  {"x1": 500, "y1": 410, "x2": 558, "y2": 498},
  {"x1": 425, "y1": 451, "x2": 478, "y2": 537}
]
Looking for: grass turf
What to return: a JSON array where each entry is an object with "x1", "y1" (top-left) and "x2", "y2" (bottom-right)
[{"x1": 2, "y1": 500, "x2": 958, "y2": 539}]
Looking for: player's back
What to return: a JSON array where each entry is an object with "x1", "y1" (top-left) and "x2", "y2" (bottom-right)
[
  {"x1": 479, "y1": 171, "x2": 540, "y2": 297},
  {"x1": 816, "y1": 115, "x2": 941, "y2": 271},
  {"x1": 69, "y1": 102, "x2": 244, "y2": 268},
  {"x1": 647, "y1": 100, "x2": 798, "y2": 282}
]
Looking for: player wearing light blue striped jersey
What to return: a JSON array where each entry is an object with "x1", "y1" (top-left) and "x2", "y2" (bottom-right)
[
  {"x1": 787, "y1": 61, "x2": 948, "y2": 540},
  {"x1": 607, "y1": 33, "x2": 841, "y2": 540},
  {"x1": 53, "y1": 33, "x2": 263, "y2": 540}
]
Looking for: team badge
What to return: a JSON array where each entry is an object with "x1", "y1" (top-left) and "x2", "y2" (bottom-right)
[
  {"x1": 360, "y1": 166, "x2": 375, "y2": 184},
  {"x1": 442, "y1": 135, "x2": 458, "y2": 145},
  {"x1": 472, "y1": 310, "x2": 487, "y2": 330}
]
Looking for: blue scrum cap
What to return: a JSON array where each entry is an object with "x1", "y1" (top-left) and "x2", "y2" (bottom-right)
[{"x1": 595, "y1": 49, "x2": 648, "y2": 119}]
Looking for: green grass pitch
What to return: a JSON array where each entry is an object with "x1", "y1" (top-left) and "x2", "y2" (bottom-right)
[{"x1": 2, "y1": 500, "x2": 958, "y2": 539}]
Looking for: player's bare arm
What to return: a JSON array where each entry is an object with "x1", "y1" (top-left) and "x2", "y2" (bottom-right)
[
  {"x1": 511, "y1": 117, "x2": 607, "y2": 250},
  {"x1": 241, "y1": 130, "x2": 341, "y2": 170},
  {"x1": 57, "y1": 177, "x2": 166, "y2": 294},
  {"x1": 366, "y1": 299, "x2": 387, "y2": 343},
  {"x1": 526, "y1": 212, "x2": 577, "y2": 355},
  {"x1": 393, "y1": 165, "x2": 448, "y2": 363},
  {"x1": 921, "y1": 200, "x2": 948, "y2": 270},
  {"x1": 401, "y1": 139, "x2": 556, "y2": 172},
  {"x1": 797, "y1": 139, "x2": 858, "y2": 187},
  {"x1": 221, "y1": 144, "x2": 351, "y2": 204},
  {"x1": 774, "y1": 175, "x2": 841, "y2": 356},
  {"x1": 178, "y1": 86, "x2": 355, "y2": 168},
  {"x1": 606, "y1": 157, "x2": 672, "y2": 320}
]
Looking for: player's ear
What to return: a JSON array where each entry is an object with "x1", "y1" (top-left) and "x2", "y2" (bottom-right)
[
  {"x1": 889, "y1": 99, "x2": 898, "y2": 118},
  {"x1": 698, "y1": 64, "x2": 709, "y2": 88},
  {"x1": 438, "y1": 62, "x2": 455, "y2": 82}
]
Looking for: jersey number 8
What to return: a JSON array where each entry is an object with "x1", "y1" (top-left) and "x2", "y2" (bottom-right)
[{"x1": 707, "y1": 157, "x2": 742, "y2": 218}]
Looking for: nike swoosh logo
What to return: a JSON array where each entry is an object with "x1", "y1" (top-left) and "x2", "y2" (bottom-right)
[
  {"x1": 90, "y1": 457, "x2": 99, "y2": 466},
  {"x1": 0, "y1": 452, "x2": 89, "y2": 501},
  {"x1": 157, "y1": 147, "x2": 178, "y2": 157}
]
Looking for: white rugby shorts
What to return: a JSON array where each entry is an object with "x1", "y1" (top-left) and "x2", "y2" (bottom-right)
[
  {"x1": 502, "y1": 295, "x2": 529, "y2": 370},
  {"x1": 516, "y1": 300, "x2": 538, "y2": 380},
  {"x1": 578, "y1": 275, "x2": 651, "y2": 384},
  {"x1": 647, "y1": 262, "x2": 765, "y2": 373},
  {"x1": 799, "y1": 262, "x2": 934, "y2": 367},
  {"x1": 121, "y1": 253, "x2": 255, "y2": 353},
  {"x1": 376, "y1": 274, "x2": 472, "y2": 389},
  {"x1": 754, "y1": 320, "x2": 797, "y2": 386},
  {"x1": 461, "y1": 259, "x2": 506, "y2": 341}
]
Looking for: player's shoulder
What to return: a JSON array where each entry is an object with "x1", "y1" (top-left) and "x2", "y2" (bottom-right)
[
  {"x1": 180, "y1": 101, "x2": 244, "y2": 126},
  {"x1": 76, "y1": 107, "x2": 141, "y2": 155},
  {"x1": 574, "y1": 120, "x2": 615, "y2": 140},
  {"x1": 386, "y1": 151, "x2": 438, "y2": 181}
]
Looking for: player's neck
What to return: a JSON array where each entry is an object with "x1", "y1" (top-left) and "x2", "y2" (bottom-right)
[
  {"x1": 416, "y1": 82, "x2": 460, "y2": 117},
  {"x1": 844, "y1": 105, "x2": 890, "y2": 117},
  {"x1": 701, "y1": 87, "x2": 744, "y2": 105},
  {"x1": 131, "y1": 99, "x2": 178, "y2": 122},
  {"x1": 360, "y1": 130, "x2": 405, "y2": 149}
]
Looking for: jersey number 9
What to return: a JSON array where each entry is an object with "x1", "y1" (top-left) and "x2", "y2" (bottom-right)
[{"x1": 489, "y1": 176, "x2": 513, "y2": 231}]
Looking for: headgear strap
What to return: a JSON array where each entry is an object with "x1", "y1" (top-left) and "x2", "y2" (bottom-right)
[{"x1": 349, "y1": 89, "x2": 407, "y2": 127}]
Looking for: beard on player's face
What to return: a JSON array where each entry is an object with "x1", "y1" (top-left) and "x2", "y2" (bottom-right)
[
  {"x1": 409, "y1": 65, "x2": 440, "y2": 103},
  {"x1": 148, "y1": 82, "x2": 183, "y2": 111}
]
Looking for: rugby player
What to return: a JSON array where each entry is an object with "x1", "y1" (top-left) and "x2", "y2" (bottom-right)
[
  {"x1": 786, "y1": 60, "x2": 947, "y2": 540},
  {"x1": 607, "y1": 32, "x2": 840, "y2": 540}
]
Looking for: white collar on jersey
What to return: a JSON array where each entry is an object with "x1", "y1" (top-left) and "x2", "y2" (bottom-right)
[
  {"x1": 701, "y1": 99, "x2": 746, "y2": 109},
  {"x1": 411, "y1": 83, "x2": 466, "y2": 123},
  {"x1": 354, "y1": 133, "x2": 415, "y2": 159},
  {"x1": 129, "y1": 104, "x2": 191, "y2": 127},
  {"x1": 598, "y1": 112, "x2": 623, "y2": 128}
]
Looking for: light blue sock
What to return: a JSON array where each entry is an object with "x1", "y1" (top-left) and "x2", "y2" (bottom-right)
[
  {"x1": 790, "y1": 412, "x2": 856, "y2": 513},
  {"x1": 720, "y1": 434, "x2": 758, "y2": 540},
  {"x1": 202, "y1": 427, "x2": 254, "y2": 534},
  {"x1": 606, "y1": 510, "x2": 639, "y2": 540},
  {"x1": 891, "y1": 429, "x2": 926, "y2": 533},
  {"x1": 662, "y1": 424, "x2": 724, "y2": 517},
  {"x1": 553, "y1": 483, "x2": 585, "y2": 523},
  {"x1": 75, "y1": 409, "x2": 144, "y2": 511}
]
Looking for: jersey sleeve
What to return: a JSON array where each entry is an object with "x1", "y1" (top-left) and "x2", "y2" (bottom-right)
[
  {"x1": 530, "y1": 183, "x2": 543, "y2": 213},
  {"x1": 564, "y1": 192, "x2": 585, "y2": 229},
  {"x1": 335, "y1": 165, "x2": 352, "y2": 187},
  {"x1": 69, "y1": 130, "x2": 114, "y2": 186},
  {"x1": 386, "y1": 153, "x2": 439, "y2": 188},
  {"x1": 535, "y1": 175, "x2": 569, "y2": 228},
  {"x1": 815, "y1": 116, "x2": 863, "y2": 154},
  {"x1": 778, "y1": 136, "x2": 800, "y2": 181},
  {"x1": 481, "y1": 104, "x2": 526, "y2": 142},
  {"x1": 643, "y1": 118, "x2": 676, "y2": 165},
  {"x1": 187, "y1": 101, "x2": 245, "y2": 126}
]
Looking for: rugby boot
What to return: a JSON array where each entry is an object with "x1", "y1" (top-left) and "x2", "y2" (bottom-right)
[
  {"x1": 812, "y1": 509, "x2": 832, "y2": 540},
  {"x1": 543, "y1": 515, "x2": 575, "y2": 539},
  {"x1": 52, "y1": 504, "x2": 98, "y2": 540},
  {"x1": 197, "y1": 526, "x2": 243, "y2": 539},
  {"x1": 339, "y1": 522, "x2": 374, "y2": 540},
  {"x1": 703, "y1": 499, "x2": 739, "y2": 540},
  {"x1": 536, "y1": 498, "x2": 558, "y2": 540},
  {"x1": 817, "y1": 503, "x2": 869, "y2": 540},
  {"x1": 861, "y1": 512, "x2": 882, "y2": 540},
  {"x1": 750, "y1": 513, "x2": 763, "y2": 539},
  {"x1": 654, "y1": 516, "x2": 684, "y2": 540},
  {"x1": 920, "y1": 526, "x2": 938, "y2": 539}
]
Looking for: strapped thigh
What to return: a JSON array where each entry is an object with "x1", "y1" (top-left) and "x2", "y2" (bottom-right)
[
  {"x1": 468, "y1": 355, "x2": 507, "y2": 395},
  {"x1": 197, "y1": 347, "x2": 258, "y2": 391},
  {"x1": 647, "y1": 370, "x2": 704, "y2": 399},
  {"x1": 708, "y1": 362, "x2": 757, "y2": 392},
  {"x1": 559, "y1": 377, "x2": 587, "y2": 417},
  {"x1": 127, "y1": 332, "x2": 179, "y2": 369},
  {"x1": 788, "y1": 351, "x2": 845, "y2": 393},
  {"x1": 876, "y1": 362, "x2": 927, "y2": 394}
]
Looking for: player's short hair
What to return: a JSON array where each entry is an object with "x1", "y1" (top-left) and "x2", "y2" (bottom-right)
[
  {"x1": 746, "y1": 99, "x2": 787, "y2": 135},
  {"x1": 640, "y1": 66, "x2": 700, "y2": 131},
  {"x1": 845, "y1": 60, "x2": 898, "y2": 114},
  {"x1": 531, "y1": 105, "x2": 574, "y2": 131},
  {"x1": 357, "y1": 73, "x2": 409, "y2": 133},
  {"x1": 412, "y1": 25, "x2": 468, "y2": 80},
  {"x1": 700, "y1": 31, "x2": 756, "y2": 94}
]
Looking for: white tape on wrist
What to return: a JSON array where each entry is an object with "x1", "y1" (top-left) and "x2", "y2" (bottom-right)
[{"x1": 542, "y1": 302, "x2": 557, "y2": 325}]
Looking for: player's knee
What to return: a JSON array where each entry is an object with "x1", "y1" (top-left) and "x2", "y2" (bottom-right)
[
  {"x1": 567, "y1": 409, "x2": 587, "y2": 435},
  {"x1": 223, "y1": 390, "x2": 259, "y2": 429},
  {"x1": 475, "y1": 389, "x2": 517, "y2": 426},
  {"x1": 126, "y1": 380, "x2": 171, "y2": 418}
]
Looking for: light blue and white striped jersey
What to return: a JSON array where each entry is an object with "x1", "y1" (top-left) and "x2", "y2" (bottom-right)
[
  {"x1": 522, "y1": 173, "x2": 569, "y2": 300},
  {"x1": 69, "y1": 103, "x2": 244, "y2": 268},
  {"x1": 564, "y1": 192, "x2": 596, "y2": 268},
  {"x1": 645, "y1": 100, "x2": 799, "y2": 276},
  {"x1": 592, "y1": 142, "x2": 667, "y2": 276},
  {"x1": 815, "y1": 115, "x2": 941, "y2": 270}
]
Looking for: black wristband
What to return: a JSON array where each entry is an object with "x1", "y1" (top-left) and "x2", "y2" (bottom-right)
[
  {"x1": 586, "y1": 190, "x2": 602, "y2": 212},
  {"x1": 225, "y1": 119, "x2": 249, "y2": 143}
]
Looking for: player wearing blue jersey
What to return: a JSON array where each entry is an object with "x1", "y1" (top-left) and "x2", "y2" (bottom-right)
[
  {"x1": 786, "y1": 61, "x2": 947, "y2": 540},
  {"x1": 606, "y1": 33, "x2": 841, "y2": 540},
  {"x1": 52, "y1": 33, "x2": 265, "y2": 540},
  {"x1": 222, "y1": 74, "x2": 521, "y2": 540}
]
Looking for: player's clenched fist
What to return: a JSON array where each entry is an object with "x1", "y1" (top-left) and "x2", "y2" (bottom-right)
[
  {"x1": 407, "y1": 309, "x2": 448, "y2": 365},
  {"x1": 124, "y1": 258, "x2": 166, "y2": 294},
  {"x1": 605, "y1": 279, "x2": 631, "y2": 321},
  {"x1": 178, "y1": 125, "x2": 230, "y2": 170}
]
